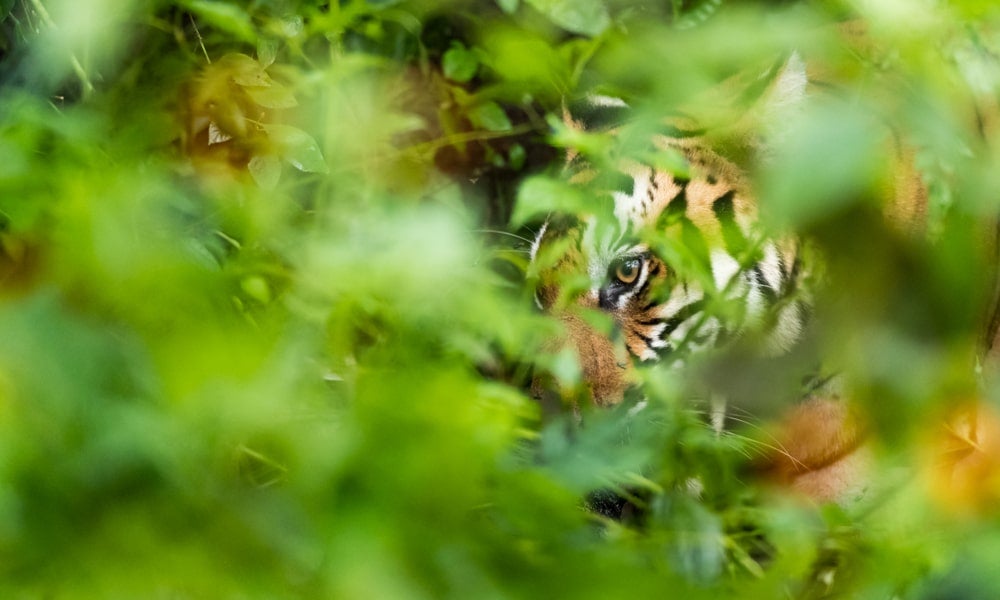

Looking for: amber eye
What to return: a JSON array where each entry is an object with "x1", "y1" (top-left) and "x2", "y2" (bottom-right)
[{"x1": 613, "y1": 257, "x2": 642, "y2": 285}]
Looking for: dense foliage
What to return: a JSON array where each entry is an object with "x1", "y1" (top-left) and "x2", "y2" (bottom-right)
[{"x1": 3, "y1": 0, "x2": 1000, "y2": 597}]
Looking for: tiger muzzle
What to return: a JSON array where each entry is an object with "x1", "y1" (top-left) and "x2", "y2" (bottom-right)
[{"x1": 531, "y1": 308, "x2": 635, "y2": 408}]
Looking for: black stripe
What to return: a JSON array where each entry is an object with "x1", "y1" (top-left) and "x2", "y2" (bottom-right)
[
  {"x1": 751, "y1": 265, "x2": 778, "y2": 301},
  {"x1": 661, "y1": 299, "x2": 707, "y2": 335},
  {"x1": 634, "y1": 331, "x2": 657, "y2": 347},
  {"x1": 656, "y1": 181, "x2": 689, "y2": 230},
  {"x1": 712, "y1": 190, "x2": 736, "y2": 220},
  {"x1": 789, "y1": 254, "x2": 803, "y2": 284},
  {"x1": 630, "y1": 330, "x2": 674, "y2": 359},
  {"x1": 656, "y1": 124, "x2": 706, "y2": 139},
  {"x1": 670, "y1": 180, "x2": 690, "y2": 210},
  {"x1": 712, "y1": 190, "x2": 749, "y2": 255},
  {"x1": 796, "y1": 299, "x2": 812, "y2": 325},
  {"x1": 653, "y1": 342, "x2": 674, "y2": 358},
  {"x1": 570, "y1": 98, "x2": 631, "y2": 131}
]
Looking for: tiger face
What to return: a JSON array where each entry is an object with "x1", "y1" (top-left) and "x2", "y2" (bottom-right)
[{"x1": 530, "y1": 135, "x2": 806, "y2": 406}]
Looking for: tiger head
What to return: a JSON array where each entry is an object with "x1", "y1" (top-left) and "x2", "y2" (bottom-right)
[{"x1": 528, "y1": 63, "x2": 810, "y2": 408}]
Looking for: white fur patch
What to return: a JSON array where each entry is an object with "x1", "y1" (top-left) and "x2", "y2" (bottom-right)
[{"x1": 710, "y1": 249, "x2": 741, "y2": 290}]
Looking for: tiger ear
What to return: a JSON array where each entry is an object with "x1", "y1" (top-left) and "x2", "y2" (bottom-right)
[
  {"x1": 766, "y1": 53, "x2": 809, "y2": 115},
  {"x1": 693, "y1": 52, "x2": 810, "y2": 168},
  {"x1": 756, "y1": 52, "x2": 809, "y2": 154}
]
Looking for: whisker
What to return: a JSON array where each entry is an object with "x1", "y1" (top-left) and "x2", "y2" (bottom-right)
[
  {"x1": 722, "y1": 431, "x2": 806, "y2": 470},
  {"x1": 473, "y1": 229, "x2": 536, "y2": 245},
  {"x1": 718, "y1": 414, "x2": 792, "y2": 451}
]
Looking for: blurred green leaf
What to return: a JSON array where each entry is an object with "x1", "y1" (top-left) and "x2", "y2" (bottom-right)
[
  {"x1": 222, "y1": 53, "x2": 271, "y2": 87},
  {"x1": 240, "y1": 276, "x2": 272, "y2": 304},
  {"x1": 525, "y1": 0, "x2": 610, "y2": 37},
  {"x1": 658, "y1": 493, "x2": 724, "y2": 582},
  {"x1": 184, "y1": 1, "x2": 256, "y2": 42},
  {"x1": 443, "y1": 42, "x2": 479, "y2": 83},
  {"x1": 758, "y1": 102, "x2": 882, "y2": 231},
  {"x1": 511, "y1": 175, "x2": 593, "y2": 226},
  {"x1": 248, "y1": 153, "x2": 282, "y2": 189},
  {"x1": 257, "y1": 38, "x2": 278, "y2": 67},
  {"x1": 482, "y1": 29, "x2": 573, "y2": 100},
  {"x1": 497, "y1": 0, "x2": 519, "y2": 14},
  {"x1": 263, "y1": 124, "x2": 328, "y2": 173},
  {"x1": 509, "y1": 142, "x2": 526, "y2": 170},
  {"x1": 245, "y1": 84, "x2": 298, "y2": 109},
  {"x1": 469, "y1": 100, "x2": 512, "y2": 132}
]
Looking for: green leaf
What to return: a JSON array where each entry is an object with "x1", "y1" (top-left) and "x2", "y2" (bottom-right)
[
  {"x1": 240, "y1": 276, "x2": 272, "y2": 304},
  {"x1": 511, "y1": 175, "x2": 593, "y2": 226},
  {"x1": 640, "y1": 147, "x2": 690, "y2": 180},
  {"x1": 245, "y1": 85, "x2": 298, "y2": 109},
  {"x1": 525, "y1": 0, "x2": 610, "y2": 37},
  {"x1": 0, "y1": 0, "x2": 14, "y2": 22},
  {"x1": 759, "y1": 104, "x2": 880, "y2": 231},
  {"x1": 469, "y1": 101, "x2": 512, "y2": 132},
  {"x1": 508, "y1": 143, "x2": 526, "y2": 170},
  {"x1": 220, "y1": 53, "x2": 271, "y2": 87},
  {"x1": 442, "y1": 42, "x2": 479, "y2": 83},
  {"x1": 547, "y1": 346, "x2": 581, "y2": 387},
  {"x1": 277, "y1": 15, "x2": 304, "y2": 38},
  {"x1": 263, "y1": 124, "x2": 328, "y2": 173},
  {"x1": 257, "y1": 38, "x2": 278, "y2": 67},
  {"x1": 248, "y1": 154, "x2": 282, "y2": 189},
  {"x1": 184, "y1": 1, "x2": 256, "y2": 42},
  {"x1": 546, "y1": 113, "x2": 614, "y2": 158},
  {"x1": 496, "y1": 0, "x2": 519, "y2": 13}
]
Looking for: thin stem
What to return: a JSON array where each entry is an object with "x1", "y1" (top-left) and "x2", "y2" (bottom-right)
[
  {"x1": 401, "y1": 123, "x2": 536, "y2": 156},
  {"x1": 189, "y1": 13, "x2": 211, "y2": 64}
]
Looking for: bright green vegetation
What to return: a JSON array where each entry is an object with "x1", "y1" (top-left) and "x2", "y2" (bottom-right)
[{"x1": 3, "y1": 1, "x2": 1000, "y2": 597}]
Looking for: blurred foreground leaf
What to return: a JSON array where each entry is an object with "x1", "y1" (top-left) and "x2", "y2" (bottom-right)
[
  {"x1": 263, "y1": 124, "x2": 328, "y2": 173},
  {"x1": 526, "y1": 0, "x2": 610, "y2": 37}
]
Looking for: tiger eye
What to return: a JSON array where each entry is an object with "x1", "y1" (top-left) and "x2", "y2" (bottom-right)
[{"x1": 614, "y1": 258, "x2": 641, "y2": 285}]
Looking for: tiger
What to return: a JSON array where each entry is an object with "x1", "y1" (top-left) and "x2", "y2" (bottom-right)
[{"x1": 526, "y1": 38, "x2": 1000, "y2": 504}]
